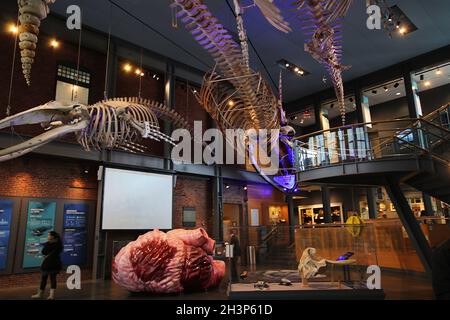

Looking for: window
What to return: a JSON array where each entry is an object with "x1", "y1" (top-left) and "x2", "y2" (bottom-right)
[
  {"x1": 55, "y1": 65, "x2": 90, "y2": 104},
  {"x1": 182, "y1": 207, "x2": 196, "y2": 227}
]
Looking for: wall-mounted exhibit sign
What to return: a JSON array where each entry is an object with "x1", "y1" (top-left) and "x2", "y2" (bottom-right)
[
  {"x1": 0, "y1": 201, "x2": 13, "y2": 270},
  {"x1": 250, "y1": 209, "x2": 259, "y2": 226},
  {"x1": 62, "y1": 204, "x2": 88, "y2": 265},
  {"x1": 23, "y1": 201, "x2": 56, "y2": 268}
]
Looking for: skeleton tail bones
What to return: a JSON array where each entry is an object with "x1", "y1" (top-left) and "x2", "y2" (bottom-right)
[
  {"x1": 18, "y1": 0, "x2": 56, "y2": 86},
  {"x1": 172, "y1": 0, "x2": 282, "y2": 132},
  {"x1": 0, "y1": 97, "x2": 192, "y2": 161},
  {"x1": 291, "y1": 0, "x2": 353, "y2": 125}
]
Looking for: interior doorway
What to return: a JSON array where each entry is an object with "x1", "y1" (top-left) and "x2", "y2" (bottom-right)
[{"x1": 223, "y1": 203, "x2": 242, "y2": 242}]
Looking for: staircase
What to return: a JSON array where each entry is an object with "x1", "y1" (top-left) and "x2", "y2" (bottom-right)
[
  {"x1": 292, "y1": 102, "x2": 450, "y2": 274},
  {"x1": 258, "y1": 226, "x2": 298, "y2": 268}
]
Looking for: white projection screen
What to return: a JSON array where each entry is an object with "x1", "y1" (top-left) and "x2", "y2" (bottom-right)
[{"x1": 102, "y1": 167, "x2": 173, "y2": 230}]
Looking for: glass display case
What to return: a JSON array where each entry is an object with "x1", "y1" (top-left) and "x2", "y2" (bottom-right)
[{"x1": 225, "y1": 218, "x2": 449, "y2": 299}]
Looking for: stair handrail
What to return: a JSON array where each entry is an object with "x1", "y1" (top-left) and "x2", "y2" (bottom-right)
[
  {"x1": 258, "y1": 225, "x2": 279, "y2": 251},
  {"x1": 421, "y1": 102, "x2": 450, "y2": 122},
  {"x1": 292, "y1": 118, "x2": 419, "y2": 142}
]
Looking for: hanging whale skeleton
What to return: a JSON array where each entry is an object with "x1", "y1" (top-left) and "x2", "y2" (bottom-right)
[
  {"x1": 171, "y1": 0, "x2": 299, "y2": 191},
  {"x1": 0, "y1": 98, "x2": 192, "y2": 161},
  {"x1": 3, "y1": 0, "x2": 356, "y2": 192}
]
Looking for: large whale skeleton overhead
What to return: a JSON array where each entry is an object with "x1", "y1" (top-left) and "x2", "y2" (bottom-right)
[
  {"x1": 5, "y1": 0, "x2": 359, "y2": 191},
  {"x1": 172, "y1": 0, "x2": 299, "y2": 190},
  {"x1": 0, "y1": 98, "x2": 192, "y2": 161}
]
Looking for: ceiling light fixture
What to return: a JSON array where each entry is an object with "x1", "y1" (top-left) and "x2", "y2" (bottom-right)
[
  {"x1": 372, "y1": 90, "x2": 377, "y2": 94},
  {"x1": 228, "y1": 100, "x2": 235, "y2": 106},
  {"x1": 396, "y1": 92, "x2": 401, "y2": 96},
  {"x1": 394, "y1": 82, "x2": 399, "y2": 88},
  {"x1": 49, "y1": 39, "x2": 59, "y2": 48},
  {"x1": 384, "y1": 86, "x2": 388, "y2": 92},
  {"x1": 123, "y1": 64, "x2": 132, "y2": 72},
  {"x1": 436, "y1": 68, "x2": 442, "y2": 75},
  {"x1": 277, "y1": 59, "x2": 310, "y2": 77},
  {"x1": 8, "y1": 24, "x2": 18, "y2": 34},
  {"x1": 424, "y1": 81, "x2": 431, "y2": 87},
  {"x1": 419, "y1": 74, "x2": 424, "y2": 81}
]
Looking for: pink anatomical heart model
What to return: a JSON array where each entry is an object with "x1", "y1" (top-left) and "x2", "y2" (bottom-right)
[{"x1": 112, "y1": 228, "x2": 225, "y2": 293}]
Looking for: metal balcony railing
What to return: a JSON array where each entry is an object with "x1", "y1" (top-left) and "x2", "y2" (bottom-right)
[{"x1": 292, "y1": 115, "x2": 450, "y2": 172}]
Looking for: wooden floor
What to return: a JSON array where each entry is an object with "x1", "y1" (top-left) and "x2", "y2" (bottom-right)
[{"x1": 0, "y1": 271, "x2": 434, "y2": 300}]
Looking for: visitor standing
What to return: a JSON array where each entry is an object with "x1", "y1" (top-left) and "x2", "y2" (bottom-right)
[
  {"x1": 229, "y1": 229, "x2": 241, "y2": 282},
  {"x1": 31, "y1": 231, "x2": 63, "y2": 300}
]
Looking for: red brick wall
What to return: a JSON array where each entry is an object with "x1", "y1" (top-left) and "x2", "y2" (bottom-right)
[
  {"x1": 173, "y1": 176, "x2": 213, "y2": 234},
  {"x1": 174, "y1": 80, "x2": 212, "y2": 132},
  {"x1": 0, "y1": 154, "x2": 98, "y2": 200},
  {"x1": 0, "y1": 154, "x2": 97, "y2": 288},
  {"x1": 0, "y1": 32, "x2": 107, "y2": 131},
  {"x1": 223, "y1": 183, "x2": 247, "y2": 205}
]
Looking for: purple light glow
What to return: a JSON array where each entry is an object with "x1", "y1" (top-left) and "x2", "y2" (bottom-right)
[{"x1": 273, "y1": 174, "x2": 296, "y2": 191}]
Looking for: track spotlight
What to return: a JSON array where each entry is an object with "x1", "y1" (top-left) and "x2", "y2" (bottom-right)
[
  {"x1": 49, "y1": 39, "x2": 59, "y2": 48},
  {"x1": 394, "y1": 83, "x2": 399, "y2": 88},
  {"x1": 7, "y1": 23, "x2": 18, "y2": 34},
  {"x1": 384, "y1": 86, "x2": 388, "y2": 92},
  {"x1": 372, "y1": 90, "x2": 377, "y2": 94},
  {"x1": 123, "y1": 64, "x2": 132, "y2": 72}
]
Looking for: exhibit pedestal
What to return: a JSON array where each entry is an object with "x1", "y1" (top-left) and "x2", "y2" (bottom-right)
[{"x1": 227, "y1": 282, "x2": 385, "y2": 300}]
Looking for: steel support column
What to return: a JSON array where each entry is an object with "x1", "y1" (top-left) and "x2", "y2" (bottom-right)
[
  {"x1": 213, "y1": 165, "x2": 224, "y2": 242},
  {"x1": 422, "y1": 192, "x2": 435, "y2": 216},
  {"x1": 164, "y1": 62, "x2": 175, "y2": 170},
  {"x1": 322, "y1": 186, "x2": 332, "y2": 223},
  {"x1": 353, "y1": 82, "x2": 364, "y2": 123},
  {"x1": 385, "y1": 177, "x2": 432, "y2": 275},
  {"x1": 286, "y1": 195, "x2": 295, "y2": 243},
  {"x1": 367, "y1": 187, "x2": 378, "y2": 219}
]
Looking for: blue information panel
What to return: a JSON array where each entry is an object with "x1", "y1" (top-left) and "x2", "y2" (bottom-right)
[
  {"x1": 23, "y1": 201, "x2": 56, "y2": 268},
  {"x1": 62, "y1": 204, "x2": 88, "y2": 265},
  {"x1": 0, "y1": 201, "x2": 13, "y2": 270}
]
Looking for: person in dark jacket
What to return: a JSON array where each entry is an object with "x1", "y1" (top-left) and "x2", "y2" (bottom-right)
[
  {"x1": 229, "y1": 229, "x2": 241, "y2": 282},
  {"x1": 31, "y1": 231, "x2": 63, "y2": 300}
]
